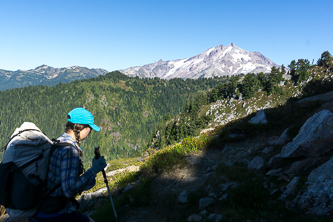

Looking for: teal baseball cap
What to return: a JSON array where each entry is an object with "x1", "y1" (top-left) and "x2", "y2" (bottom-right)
[{"x1": 67, "y1": 108, "x2": 100, "y2": 132}]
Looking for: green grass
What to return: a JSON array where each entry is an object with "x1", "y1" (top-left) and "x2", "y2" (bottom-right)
[
  {"x1": 105, "y1": 157, "x2": 142, "y2": 172},
  {"x1": 141, "y1": 135, "x2": 211, "y2": 176}
]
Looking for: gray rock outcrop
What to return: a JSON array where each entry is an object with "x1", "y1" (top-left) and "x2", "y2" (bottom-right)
[
  {"x1": 77, "y1": 188, "x2": 108, "y2": 210},
  {"x1": 265, "y1": 110, "x2": 333, "y2": 216},
  {"x1": 297, "y1": 91, "x2": 333, "y2": 107},
  {"x1": 279, "y1": 110, "x2": 333, "y2": 158},
  {"x1": 106, "y1": 165, "x2": 140, "y2": 177},
  {"x1": 187, "y1": 214, "x2": 202, "y2": 222},
  {"x1": 248, "y1": 156, "x2": 264, "y2": 170},
  {"x1": 293, "y1": 157, "x2": 333, "y2": 216},
  {"x1": 177, "y1": 191, "x2": 188, "y2": 204},
  {"x1": 268, "y1": 110, "x2": 333, "y2": 170},
  {"x1": 269, "y1": 128, "x2": 290, "y2": 146},
  {"x1": 207, "y1": 213, "x2": 223, "y2": 221},
  {"x1": 279, "y1": 177, "x2": 300, "y2": 200},
  {"x1": 198, "y1": 198, "x2": 215, "y2": 210},
  {"x1": 248, "y1": 110, "x2": 267, "y2": 124}
]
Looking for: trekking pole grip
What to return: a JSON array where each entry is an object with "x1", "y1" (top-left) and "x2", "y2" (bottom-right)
[
  {"x1": 94, "y1": 146, "x2": 101, "y2": 159},
  {"x1": 94, "y1": 146, "x2": 107, "y2": 181}
]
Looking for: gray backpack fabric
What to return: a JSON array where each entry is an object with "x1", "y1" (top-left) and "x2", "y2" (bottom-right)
[{"x1": 1, "y1": 122, "x2": 54, "y2": 217}]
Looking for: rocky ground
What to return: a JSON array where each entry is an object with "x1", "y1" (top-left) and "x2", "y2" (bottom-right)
[{"x1": 114, "y1": 134, "x2": 271, "y2": 222}]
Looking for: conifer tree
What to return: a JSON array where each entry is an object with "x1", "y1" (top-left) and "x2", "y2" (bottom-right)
[{"x1": 317, "y1": 51, "x2": 332, "y2": 67}]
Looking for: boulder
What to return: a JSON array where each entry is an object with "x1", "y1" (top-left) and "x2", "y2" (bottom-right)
[
  {"x1": 219, "y1": 193, "x2": 228, "y2": 201},
  {"x1": 77, "y1": 188, "x2": 108, "y2": 210},
  {"x1": 279, "y1": 81, "x2": 285, "y2": 86},
  {"x1": 248, "y1": 156, "x2": 264, "y2": 170},
  {"x1": 284, "y1": 158, "x2": 322, "y2": 178},
  {"x1": 269, "y1": 128, "x2": 290, "y2": 146},
  {"x1": 187, "y1": 214, "x2": 202, "y2": 222},
  {"x1": 283, "y1": 73, "x2": 292, "y2": 80},
  {"x1": 198, "y1": 198, "x2": 215, "y2": 210},
  {"x1": 266, "y1": 168, "x2": 283, "y2": 177},
  {"x1": 136, "y1": 157, "x2": 145, "y2": 162},
  {"x1": 248, "y1": 110, "x2": 267, "y2": 124},
  {"x1": 177, "y1": 191, "x2": 188, "y2": 204},
  {"x1": 279, "y1": 177, "x2": 300, "y2": 200},
  {"x1": 267, "y1": 154, "x2": 294, "y2": 169},
  {"x1": 207, "y1": 213, "x2": 223, "y2": 221},
  {"x1": 106, "y1": 165, "x2": 140, "y2": 177},
  {"x1": 262, "y1": 146, "x2": 274, "y2": 154},
  {"x1": 297, "y1": 91, "x2": 333, "y2": 107},
  {"x1": 293, "y1": 156, "x2": 333, "y2": 216},
  {"x1": 279, "y1": 110, "x2": 333, "y2": 158},
  {"x1": 200, "y1": 128, "x2": 215, "y2": 135}
]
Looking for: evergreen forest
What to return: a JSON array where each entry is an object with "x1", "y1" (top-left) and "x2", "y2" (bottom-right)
[{"x1": 0, "y1": 71, "x2": 226, "y2": 165}]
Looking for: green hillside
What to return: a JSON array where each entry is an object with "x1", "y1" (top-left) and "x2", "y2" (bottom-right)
[{"x1": 0, "y1": 71, "x2": 227, "y2": 165}]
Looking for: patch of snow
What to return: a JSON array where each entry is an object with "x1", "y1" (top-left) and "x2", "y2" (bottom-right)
[
  {"x1": 164, "y1": 59, "x2": 187, "y2": 78},
  {"x1": 232, "y1": 53, "x2": 252, "y2": 62},
  {"x1": 190, "y1": 58, "x2": 204, "y2": 66},
  {"x1": 219, "y1": 45, "x2": 233, "y2": 58},
  {"x1": 205, "y1": 47, "x2": 215, "y2": 56},
  {"x1": 243, "y1": 62, "x2": 256, "y2": 71}
]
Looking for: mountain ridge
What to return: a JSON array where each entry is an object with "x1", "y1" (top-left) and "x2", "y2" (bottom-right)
[
  {"x1": 0, "y1": 43, "x2": 279, "y2": 90},
  {"x1": 0, "y1": 65, "x2": 108, "y2": 90}
]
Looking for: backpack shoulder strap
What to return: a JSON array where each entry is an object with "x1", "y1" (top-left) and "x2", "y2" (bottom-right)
[{"x1": 51, "y1": 140, "x2": 75, "y2": 148}]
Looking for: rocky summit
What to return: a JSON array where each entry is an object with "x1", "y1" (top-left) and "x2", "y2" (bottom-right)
[{"x1": 120, "y1": 43, "x2": 279, "y2": 79}]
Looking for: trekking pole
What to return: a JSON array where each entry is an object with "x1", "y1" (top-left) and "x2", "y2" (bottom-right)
[{"x1": 94, "y1": 146, "x2": 119, "y2": 222}]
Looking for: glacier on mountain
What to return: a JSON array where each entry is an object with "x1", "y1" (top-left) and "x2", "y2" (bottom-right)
[{"x1": 120, "y1": 43, "x2": 279, "y2": 79}]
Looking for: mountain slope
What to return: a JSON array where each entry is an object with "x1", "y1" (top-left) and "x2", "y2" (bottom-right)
[
  {"x1": 121, "y1": 43, "x2": 279, "y2": 79},
  {"x1": 0, "y1": 65, "x2": 108, "y2": 90},
  {"x1": 86, "y1": 54, "x2": 333, "y2": 222}
]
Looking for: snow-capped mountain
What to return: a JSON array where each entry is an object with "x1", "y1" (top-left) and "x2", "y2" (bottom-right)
[{"x1": 120, "y1": 43, "x2": 279, "y2": 79}]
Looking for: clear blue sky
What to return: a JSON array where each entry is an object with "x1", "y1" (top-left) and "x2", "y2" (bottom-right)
[{"x1": 1, "y1": 0, "x2": 332, "y2": 72}]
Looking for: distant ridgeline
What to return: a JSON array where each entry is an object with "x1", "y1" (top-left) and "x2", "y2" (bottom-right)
[
  {"x1": 0, "y1": 71, "x2": 227, "y2": 165},
  {"x1": 0, "y1": 65, "x2": 108, "y2": 91}
]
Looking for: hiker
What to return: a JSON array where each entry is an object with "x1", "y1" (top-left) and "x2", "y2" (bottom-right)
[{"x1": 28, "y1": 107, "x2": 107, "y2": 222}]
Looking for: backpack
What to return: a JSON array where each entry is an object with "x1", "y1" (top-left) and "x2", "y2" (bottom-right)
[{"x1": 0, "y1": 122, "x2": 69, "y2": 217}]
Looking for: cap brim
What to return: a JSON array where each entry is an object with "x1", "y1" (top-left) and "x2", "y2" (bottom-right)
[{"x1": 90, "y1": 124, "x2": 100, "y2": 132}]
